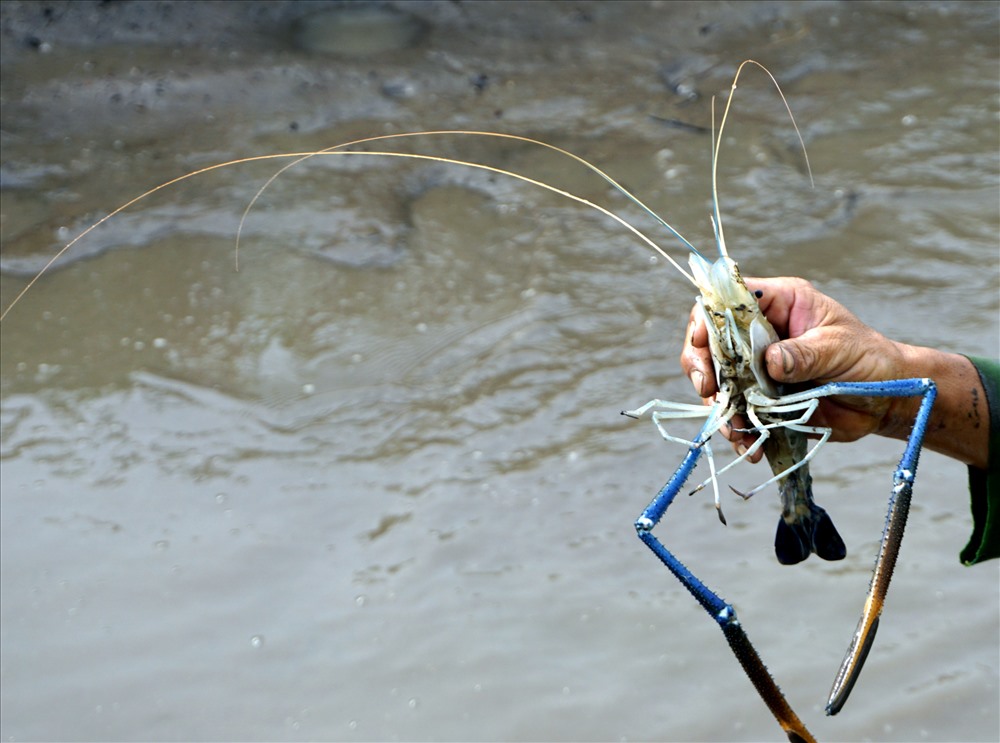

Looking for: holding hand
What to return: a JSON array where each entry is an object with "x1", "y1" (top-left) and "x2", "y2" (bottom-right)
[{"x1": 679, "y1": 277, "x2": 988, "y2": 470}]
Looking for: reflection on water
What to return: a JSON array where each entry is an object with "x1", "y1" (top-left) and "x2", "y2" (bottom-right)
[{"x1": 1, "y1": 2, "x2": 997, "y2": 741}]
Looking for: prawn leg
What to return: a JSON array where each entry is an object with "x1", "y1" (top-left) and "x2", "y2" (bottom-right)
[
  {"x1": 815, "y1": 377, "x2": 938, "y2": 715},
  {"x1": 705, "y1": 374, "x2": 936, "y2": 711},
  {"x1": 632, "y1": 375, "x2": 935, "y2": 736},
  {"x1": 634, "y1": 422, "x2": 817, "y2": 743}
]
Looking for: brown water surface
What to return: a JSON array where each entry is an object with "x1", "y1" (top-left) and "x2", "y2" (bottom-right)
[{"x1": 1, "y1": 2, "x2": 998, "y2": 741}]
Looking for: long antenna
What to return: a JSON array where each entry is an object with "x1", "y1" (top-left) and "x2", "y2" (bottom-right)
[
  {"x1": 235, "y1": 130, "x2": 706, "y2": 266},
  {"x1": 710, "y1": 59, "x2": 814, "y2": 259},
  {"x1": 1, "y1": 135, "x2": 703, "y2": 320}
]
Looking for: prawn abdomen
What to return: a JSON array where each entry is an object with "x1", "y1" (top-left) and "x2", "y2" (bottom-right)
[{"x1": 768, "y1": 431, "x2": 847, "y2": 565}]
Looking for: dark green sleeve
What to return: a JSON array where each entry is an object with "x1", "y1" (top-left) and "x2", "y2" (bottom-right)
[{"x1": 960, "y1": 356, "x2": 1000, "y2": 565}]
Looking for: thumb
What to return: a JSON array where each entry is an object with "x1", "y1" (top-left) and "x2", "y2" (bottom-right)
[{"x1": 765, "y1": 339, "x2": 818, "y2": 384}]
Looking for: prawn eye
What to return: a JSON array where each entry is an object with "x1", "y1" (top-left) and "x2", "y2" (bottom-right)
[{"x1": 754, "y1": 290, "x2": 763, "y2": 299}]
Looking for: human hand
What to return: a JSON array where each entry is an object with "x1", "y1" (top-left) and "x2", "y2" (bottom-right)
[{"x1": 679, "y1": 277, "x2": 909, "y2": 459}]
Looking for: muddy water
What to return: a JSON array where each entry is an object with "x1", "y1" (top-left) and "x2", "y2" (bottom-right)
[{"x1": 1, "y1": 2, "x2": 997, "y2": 741}]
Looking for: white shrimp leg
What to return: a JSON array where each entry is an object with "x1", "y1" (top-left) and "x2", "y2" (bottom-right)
[
  {"x1": 623, "y1": 396, "x2": 736, "y2": 524},
  {"x1": 687, "y1": 396, "x2": 822, "y2": 495},
  {"x1": 731, "y1": 424, "x2": 832, "y2": 500}
]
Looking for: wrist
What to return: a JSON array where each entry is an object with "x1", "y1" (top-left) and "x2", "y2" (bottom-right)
[
  {"x1": 879, "y1": 344, "x2": 988, "y2": 469},
  {"x1": 877, "y1": 341, "x2": 926, "y2": 439}
]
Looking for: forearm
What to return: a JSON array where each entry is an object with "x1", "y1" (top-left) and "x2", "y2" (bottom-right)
[{"x1": 881, "y1": 345, "x2": 989, "y2": 470}]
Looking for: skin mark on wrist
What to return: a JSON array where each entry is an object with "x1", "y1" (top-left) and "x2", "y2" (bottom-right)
[{"x1": 968, "y1": 386, "x2": 982, "y2": 431}]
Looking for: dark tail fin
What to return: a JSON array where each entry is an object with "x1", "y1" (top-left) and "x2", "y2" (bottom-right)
[{"x1": 775, "y1": 504, "x2": 846, "y2": 565}]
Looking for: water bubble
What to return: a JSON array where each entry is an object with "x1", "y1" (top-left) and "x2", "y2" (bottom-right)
[
  {"x1": 250, "y1": 635, "x2": 265, "y2": 649},
  {"x1": 355, "y1": 595, "x2": 367, "y2": 607},
  {"x1": 408, "y1": 697, "x2": 419, "y2": 709},
  {"x1": 215, "y1": 493, "x2": 228, "y2": 505},
  {"x1": 35, "y1": 363, "x2": 62, "y2": 383},
  {"x1": 152, "y1": 337, "x2": 168, "y2": 349},
  {"x1": 153, "y1": 540, "x2": 169, "y2": 552},
  {"x1": 302, "y1": 383, "x2": 316, "y2": 395}
]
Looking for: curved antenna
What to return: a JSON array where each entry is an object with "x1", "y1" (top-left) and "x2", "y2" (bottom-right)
[
  {"x1": 1, "y1": 136, "x2": 700, "y2": 321},
  {"x1": 236, "y1": 130, "x2": 705, "y2": 267},
  {"x1": 710, "y1": 97, "x2": 727, "y2": 257},
  {"x1": 2, "y1": 153, "x2": 286, "y2": 322},
  {"x1": 711, "y1": 59, "x2": 814, "y2": 258},
  {"x1": 298, "y1": 148, "x2": 699, "y2": 283}
]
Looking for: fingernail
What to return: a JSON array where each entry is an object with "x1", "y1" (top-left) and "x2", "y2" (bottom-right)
[
  {"x1": 779, "y1": 345, "x2": 795, "y2": 376},
  {"x1": 737, "y1": 443, "x2": 748, "y2": 456},
  {"x1": 691, "y1": 369, "x2": 706, "y2": 396}
]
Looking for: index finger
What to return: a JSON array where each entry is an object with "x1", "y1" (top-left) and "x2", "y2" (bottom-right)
[
  {"x1": 744, "y1": 276, "x2": 816, "y2": 341},
  {"x1": 680, "y1": 303, "x2": 717, "y2": 399}
]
